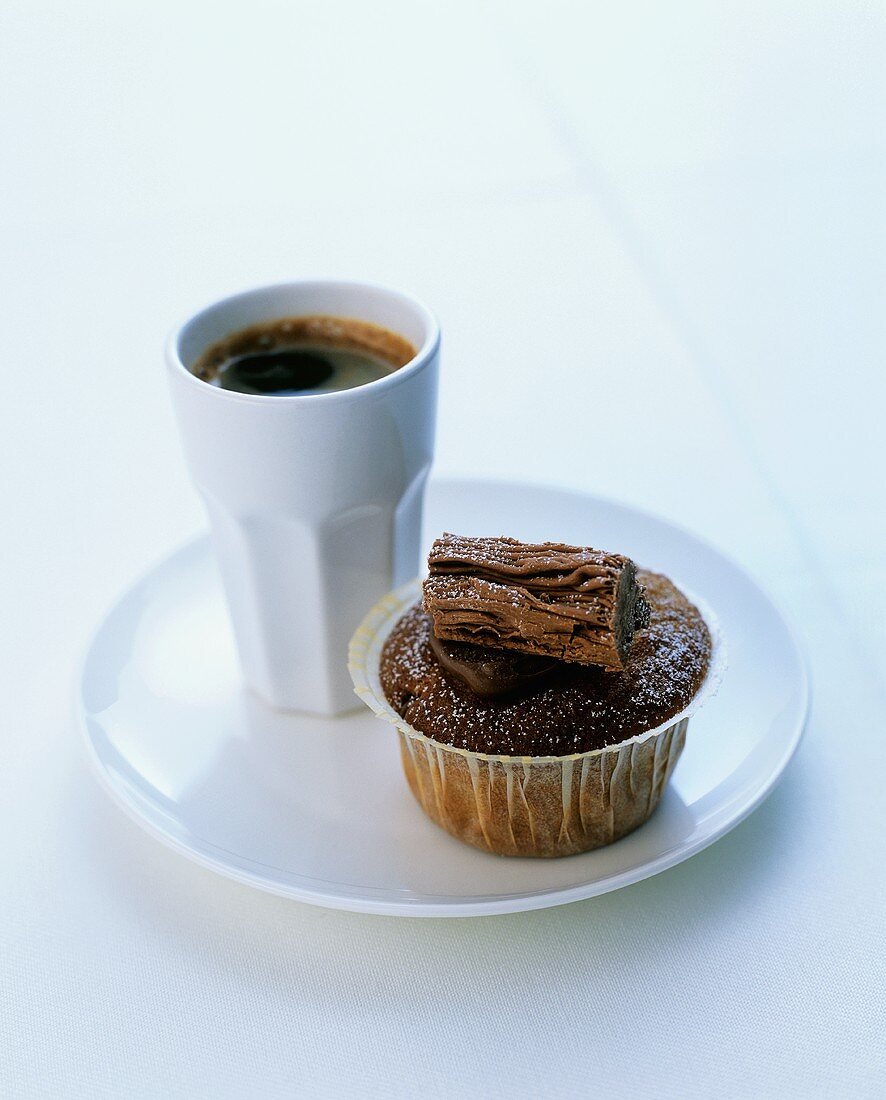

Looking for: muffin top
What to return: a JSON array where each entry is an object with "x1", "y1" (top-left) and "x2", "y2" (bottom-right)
[{"x1": 379, "y1": 570, "x2": 711, "y2": 756}]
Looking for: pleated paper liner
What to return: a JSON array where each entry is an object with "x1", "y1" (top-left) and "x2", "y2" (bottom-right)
[{"x1": 349, "y1": 578, "x2": 725, "y2": 857}]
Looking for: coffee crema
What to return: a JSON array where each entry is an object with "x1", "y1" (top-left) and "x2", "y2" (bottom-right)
[{"x1": 190, "y1": 315, "x2": 417, "y2": 396}]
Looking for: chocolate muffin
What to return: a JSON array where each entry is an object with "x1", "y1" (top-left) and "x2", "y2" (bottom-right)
[
  {"x1": 380, "y1": 572, "x2": 710, "y2": 758},
  {"x1": 350, "y1": 548, "x2": 721, "y2": 858}
]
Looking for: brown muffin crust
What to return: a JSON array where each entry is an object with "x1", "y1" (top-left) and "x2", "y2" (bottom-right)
[{"x1": 379, "y1": 570, "x2": 711, "y2": 756}]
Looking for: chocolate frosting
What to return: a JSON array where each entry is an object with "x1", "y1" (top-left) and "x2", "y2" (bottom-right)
[
  {"x1": 424, "y1": 534, "x2": 649, "y2": 670},
  {"x1": 428, "y1": 631, "x2": 560, "y2": 698}
]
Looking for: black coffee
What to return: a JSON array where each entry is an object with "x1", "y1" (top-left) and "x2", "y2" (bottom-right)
[
  {"x1": 212, "y1": 343, "x2": 398, "y2": 396},
  {"x1": 191, "y1": 315, "x2": 416, "y2": 397}
]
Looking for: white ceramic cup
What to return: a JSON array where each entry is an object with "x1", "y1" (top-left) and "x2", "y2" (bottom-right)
[{"x1": 167, "y1": 280, "x2": 439, "y2": 716}]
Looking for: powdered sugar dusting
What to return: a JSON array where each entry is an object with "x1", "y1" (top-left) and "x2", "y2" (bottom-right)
[{"x1": 379, "y1": 570, "x2": 712, "y2": 756}]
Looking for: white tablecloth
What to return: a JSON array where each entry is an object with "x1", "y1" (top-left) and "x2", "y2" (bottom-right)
[{"x1": 2, "y1": 2, "x2": 884, "y2": 1096}]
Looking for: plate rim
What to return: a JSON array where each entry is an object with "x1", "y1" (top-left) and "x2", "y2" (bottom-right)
[{"x1": 76, "y1": 477, "x2": 810, "y2": 917}]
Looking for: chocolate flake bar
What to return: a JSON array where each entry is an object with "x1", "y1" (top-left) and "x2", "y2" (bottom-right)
[{"x1": 423, "y1": 533, "x2": 650, "y2": 670}]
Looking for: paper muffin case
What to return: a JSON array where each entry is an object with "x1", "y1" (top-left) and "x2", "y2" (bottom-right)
[{"x1": 349, "y1": 579, "x2": 725, "y2": 858}]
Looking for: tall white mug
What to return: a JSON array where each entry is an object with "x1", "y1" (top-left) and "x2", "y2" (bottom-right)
[{"x1": 167, "y1": 280, "x2": 440, "y2": 716}]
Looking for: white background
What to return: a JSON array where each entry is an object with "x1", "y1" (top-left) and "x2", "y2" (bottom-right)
[{"x1": 2, "y1": 2, "x2": 884, "y2": 1096}]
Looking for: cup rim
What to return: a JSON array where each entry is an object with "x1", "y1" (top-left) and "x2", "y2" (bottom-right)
[{"x1": 165, "y1": 278, "x2": 441, "y2": 405}]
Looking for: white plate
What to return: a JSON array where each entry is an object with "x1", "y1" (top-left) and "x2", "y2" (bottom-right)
[{"x1": 78, "y1": 479, "x2": 808, "y2": 917}]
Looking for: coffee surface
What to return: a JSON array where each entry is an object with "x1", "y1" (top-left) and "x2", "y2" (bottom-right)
[{"x1": 191, "y1": 315, "x2": 416, "y2": 396}]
